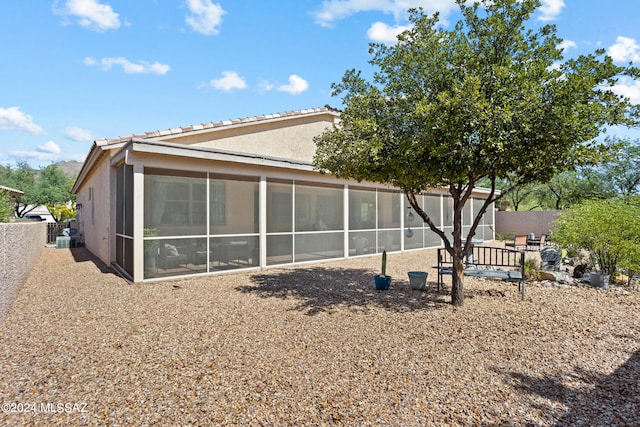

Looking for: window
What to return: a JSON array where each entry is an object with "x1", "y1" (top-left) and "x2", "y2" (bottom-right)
[
  {"x1": 295, "y1": 183, "x2": 343, "y2": 232},
  {"x1": 144, "y1": 169, "x2": 207, "y2": 236}
]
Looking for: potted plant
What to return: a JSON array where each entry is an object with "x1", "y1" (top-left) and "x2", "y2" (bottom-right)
[
  {"x1": 374, "y1": 250, "x2": 392, "y2": 290},
  {"x1": 407, "y1": 271, "x2": 428, "y2": 290}
]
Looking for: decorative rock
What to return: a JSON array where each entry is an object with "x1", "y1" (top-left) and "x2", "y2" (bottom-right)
[
  {"x1": 589, "y1": 272, "x2": 609, "y2": 289},
  {"x1": 573, "y1": 263, "x2": 588, "y2": 278},
  {"x1": 540, "y1": 246, "x2": 562, "y2": 271},
  {"x1": 539, "y1": 270, "x2": 571, "y2": 283},
  {"x1": 539, "y1": 271, "x2": 557, "y2": 281}
]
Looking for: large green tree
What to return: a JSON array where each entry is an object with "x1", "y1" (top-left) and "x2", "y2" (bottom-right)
[
  {"x1": 533, "y1": 168, "x2": 611, "y2": 210},
  {"x1": 313, "y1": 0, "x2": 639, "y2": 306},
  {"x1": 601, "y1": 138, "x2": 640, "y2": 200},
  {"x1": 0, "y1": 163, "x2": 74, "y2": 219}
]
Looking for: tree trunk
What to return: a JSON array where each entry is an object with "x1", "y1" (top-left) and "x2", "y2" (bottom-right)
[
  {"x1": 451, "y1": 202, "x2": 465, "y2": 307},
  {"x1": 451, "y1": 256, "x2": 465, "y2": 307}
]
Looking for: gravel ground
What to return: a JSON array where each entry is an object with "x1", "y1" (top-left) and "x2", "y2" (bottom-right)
[{"x1": 0, "y1": 246, "x2": 638, "y2": 426}]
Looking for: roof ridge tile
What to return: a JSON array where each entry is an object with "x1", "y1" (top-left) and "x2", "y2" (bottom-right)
[{"x1": 94, "y1": 105, "x2": 339, "y2": 145}]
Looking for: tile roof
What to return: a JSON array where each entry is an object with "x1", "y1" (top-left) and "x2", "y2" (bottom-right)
[
  {"x1": 0, "y1": 185, "x2": 24, "y2": 196},
  {"x1": 95, "y1": 105, "x2": 340, "y2": 146}
]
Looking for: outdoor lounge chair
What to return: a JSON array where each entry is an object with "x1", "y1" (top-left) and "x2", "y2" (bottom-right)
[
  {"x1": 505, "y1": 235, "x2": 527, "y2": 251},
  {"x1": 158, "y1": 243, "x2": 189, "y2": 270},
  {"x1": 539, "y1": 234, "x2": 546, "y2": 247}
]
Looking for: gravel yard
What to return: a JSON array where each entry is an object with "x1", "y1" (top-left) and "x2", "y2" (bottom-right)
[{"x1": 0, "y1": 246, "x2": 638, "y2": 426}]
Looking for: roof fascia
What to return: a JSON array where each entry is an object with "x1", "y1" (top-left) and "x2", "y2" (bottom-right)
[
  {"x1": 71, "y1": 140, "x2": 128, "y2": 194},
  {"x1": 0, "y1": 185, "x2": 24, "y2": 196}
]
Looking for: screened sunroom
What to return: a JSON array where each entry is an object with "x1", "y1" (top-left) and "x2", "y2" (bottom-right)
[
  {"x1": 129, "y1": 166, "x2": 494, "y2": 281},
  {"x1": 73, "y1": 107, "x2": 495, "y2": 283}
]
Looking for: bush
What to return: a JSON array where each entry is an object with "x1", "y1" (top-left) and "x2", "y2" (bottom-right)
[
  {"x1": 551, "y1": 197, "x2": 640, "y2": 282},
  {"x1": 524, "y1": 257, "x2": 541, "y2": 280}
]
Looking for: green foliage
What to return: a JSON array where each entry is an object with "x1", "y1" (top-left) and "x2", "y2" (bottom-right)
[
  {"x1": 38, "y1": 164, "x2": 75, "y2": 206},
  {"x1": 495, "y1": 231, "x2": 515, "y2": 241},
  {"x1": 0, "y1": 162, "x2": 37, "y2": 217},
  {"x1": 524, "y1": 257, "x2": 541, "y2": 281},
  {"x1": 533, "y1": 169, "x2": 612, "y2": 210},
  {"x1": 498, "y1": 138, "x2": 638, "y2": 211},
  {"x1": 144, "y1": 228, "x2": 160, "y2": 256},
  {"x1": 0, "y1": 163, "x2": 74, "y2": 218},
  {"x1": 313, "y1": 0, "x2": 639, "y2": 305},
  {"x1": 551, "y1": 198, "x2": 640, "y2": 280},
  {"x1": 0, "y1": 193, "x2": 14, "y2": 223},
  {"x1": 601, "y1": 138, "x2": 640, "y2": 200},
  {"x1": 47, "y1": 203, "x2": 76, "y2": 223}
]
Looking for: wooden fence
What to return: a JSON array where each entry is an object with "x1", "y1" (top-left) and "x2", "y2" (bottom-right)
[{"x1": 47, "y1": 223, "x2": 66, "y2": 244}]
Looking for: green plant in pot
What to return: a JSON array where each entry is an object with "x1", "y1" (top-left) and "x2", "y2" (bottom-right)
[{"x1": 374, "y1": 250, "x2": 392, "y2": 290}]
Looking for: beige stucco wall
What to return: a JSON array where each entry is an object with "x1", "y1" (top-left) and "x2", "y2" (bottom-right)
[
  {"x1": 163, "y1": 114, "x2": 336, "y2": 162},
  {"x1": 0, "y1": 221, "x2": 46, "y2": 322},
  {"x1": 74, "y1": 154, "x2": 113, "y2": 266}
]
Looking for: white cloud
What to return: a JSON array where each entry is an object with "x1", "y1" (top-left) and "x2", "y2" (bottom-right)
[
  {"x1": 207, "y1": 71, "x2": 247, "y2": 91},
  {"x1": 84, "y1": 57, "x2": 171, "y2": 74},
  {"x1": 8, "y1": 141, "x2": 63, "y2": 164},
  {"x1": 8, "y1": 148, "x2": 86, "y2": 165},
  {"x1": 558, "y1": 40, "x2": 576, "y2": 52},
  {"x1": 0, "y1": 106, "x2": 44, "y2": 134},
  {"x1": 185, "y1": 0, "x2": 225, "y2": 35},
  {"x1": 59, "y1": 0, "x2": 121, "y2": 32},
  {"x1": 608, "y1": 36, "x2": 640, "y2": 63},
  {"x1": 313, "y1": 0, "x2": 457, "y2": 27},
  {"x1": 10, "y1": 151, "x2": 57, "y2": 162},
  {"x1": 610, "y1": 77, "x2": 640, "y2": 105},
  {"x1": 367, "y1": 21, "x2": 412, "y2": 44},
  {"x1": 538, "y1": 0, "x2": 565, "y2": 22},
  {"x1": 257, "y1": 79, "x2": 275, "y2": 93},
  {"x1": 277, "y1": 75, "x2": 309, "y2": 95},
  {"x1": 38, "y1": 141, "x2": 62, "y2": 154},
  {"x1": 65, "y1": 126, "x2": 94, "y2": 141}
]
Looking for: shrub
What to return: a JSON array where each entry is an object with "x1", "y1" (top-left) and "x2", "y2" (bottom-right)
[
  {"x1": 524, "y1": 257, "x2": 541, "y2": 280},
  {"x1": 551, "y1": 197, "x2": 640, "y2": 282}
]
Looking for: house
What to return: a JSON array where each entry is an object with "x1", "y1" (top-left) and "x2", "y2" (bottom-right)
[
  {"x1": 71, "y1": 106, "x2": 495, "y2": 282},
  {"x1": 0, "y1": 185, "x2": 24, "y2": 199}
]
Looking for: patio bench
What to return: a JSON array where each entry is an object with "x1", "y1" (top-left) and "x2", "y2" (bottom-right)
[{"x1": 437, "y1": 246, "x2": 526, "y2": 300}]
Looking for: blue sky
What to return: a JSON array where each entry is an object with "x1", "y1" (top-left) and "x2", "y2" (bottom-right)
[{"x1": 1, "y1": 0, "x2": 640, "y2": 168}]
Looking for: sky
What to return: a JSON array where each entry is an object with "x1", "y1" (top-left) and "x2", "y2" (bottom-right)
[{"x1": 2, "y1": 0, "x2": 640, "y2": 169}]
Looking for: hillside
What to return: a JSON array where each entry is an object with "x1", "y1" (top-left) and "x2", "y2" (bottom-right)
[{"x1": 54, "y1": 160, "x2": 83, "y2": 178}]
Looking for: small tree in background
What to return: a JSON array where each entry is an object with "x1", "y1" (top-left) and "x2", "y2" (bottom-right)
[
  {"x1": 0, "y1": 162, "x2": 38, "y2": 217},
  {"x1": 551, "y1": 198, "x2": 640, "y2": 283},
  {"x1": 601, "y1": 138, "x2": 640, "y2": 200},
  {"x1": 47, "y1": 203, "x2": 76, "y2": 223},
  {"x1": 0, "y1": 163, "x2": 74, "y2": 219}
]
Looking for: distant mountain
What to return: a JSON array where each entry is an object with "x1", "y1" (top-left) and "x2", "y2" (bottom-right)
[{"x1": 54, "y1": 161, "x2": 84, "y2": 178}]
